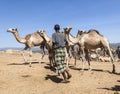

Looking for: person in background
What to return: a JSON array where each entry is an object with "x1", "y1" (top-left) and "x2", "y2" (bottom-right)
[
  {"x1": 52, "y1": 24, "x2": 72, "y2": 83},
  {"x1": 116, "y1": 46, "x2": 120, "y2": 61}
]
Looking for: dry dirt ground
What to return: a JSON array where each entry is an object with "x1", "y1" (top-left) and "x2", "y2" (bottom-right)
[{"x1": 0, "y1": 50, "x2": 120, "y2": 94}]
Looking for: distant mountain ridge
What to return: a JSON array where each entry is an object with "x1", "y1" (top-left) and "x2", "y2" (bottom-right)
[
  {"x1": 0, "y1": 47, "x2": 44, "y2": 52},
  {"x1": 110, "y1": 43, "x2": 120, "y2": 48},
  {"x1": 0, "y1": 43, "x2": 120, "y2": 51}
]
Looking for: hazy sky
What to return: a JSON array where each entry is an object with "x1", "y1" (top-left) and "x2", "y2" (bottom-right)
[{"x1": 0, "y1": 0, "x2": 120, "y2": 48}]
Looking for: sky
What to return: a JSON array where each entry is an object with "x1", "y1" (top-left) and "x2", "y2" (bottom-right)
[{"x1": 0, "y1": 0, "x2": 120, "y2": 48}]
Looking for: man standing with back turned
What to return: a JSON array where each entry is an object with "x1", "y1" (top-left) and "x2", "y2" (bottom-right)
[{"x1": 52, "y1": 24, "x2": 72, "y2": 83}]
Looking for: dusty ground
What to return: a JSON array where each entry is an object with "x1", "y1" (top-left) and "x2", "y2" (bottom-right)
[{"x1": 0, "y1": 50, "x2": 120, "y2": 94}]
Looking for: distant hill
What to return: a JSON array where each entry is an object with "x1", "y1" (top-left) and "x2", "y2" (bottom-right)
[
  {"x1": 0, "y1": 43, "x2": 120, "y2": 51},
  {"x1": 110, "y1": 43, "x2": 120, "y2": 49},
  {"x1": 0, "y1": 47, "x2": 48, "y2": 53},
  {"x1": 0, "y1": 47, "x2": 23, "y2": 51}
]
